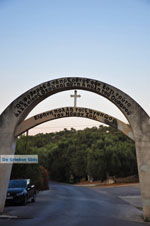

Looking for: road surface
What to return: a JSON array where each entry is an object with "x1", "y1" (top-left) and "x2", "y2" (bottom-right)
[{"x1": 0, "y1": 182, "x2": 148, "y2": 226}]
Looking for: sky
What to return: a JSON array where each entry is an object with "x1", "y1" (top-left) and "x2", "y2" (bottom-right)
[{"x1": 0, "y1": 0, "x2": 150, "y2": 134}]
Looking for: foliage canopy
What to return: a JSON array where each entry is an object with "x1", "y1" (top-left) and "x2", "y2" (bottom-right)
[{"x1": 11, "y1": 126, "x2": 138, "y2": 185}]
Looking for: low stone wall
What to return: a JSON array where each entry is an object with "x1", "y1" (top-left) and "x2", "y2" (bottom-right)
[{"x1": 115, "y1": 175, "x2": 139, "y2": 184}]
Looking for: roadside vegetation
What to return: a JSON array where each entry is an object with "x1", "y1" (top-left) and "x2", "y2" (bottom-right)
[{"x1": 11, "y1": 126, "x2": 138, "y2": 189}]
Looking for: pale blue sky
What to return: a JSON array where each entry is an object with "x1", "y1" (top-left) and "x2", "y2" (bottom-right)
[{"x1": 0, "y1": 0, "x2": 150, "y2": 133}]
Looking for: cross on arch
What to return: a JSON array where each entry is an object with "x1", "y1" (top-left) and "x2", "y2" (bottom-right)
[{"x1": 70, "y1": 90, "x2": 81, "y2": 107}]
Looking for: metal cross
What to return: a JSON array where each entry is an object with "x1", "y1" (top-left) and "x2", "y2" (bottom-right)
[{"x1": 70, "y1": 90, "x2": 81, "y2": 107}]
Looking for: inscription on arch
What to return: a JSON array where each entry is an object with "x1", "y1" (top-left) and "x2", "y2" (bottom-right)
[
  {"x1": 34, "y1": 107, "x2": 117, "y2": 126},
  {"x1": 14, "y1": 78, "x2": 132, "y2": 118},
  {"x1": 15, "y1": 107, "x2": 134, "y2": 141}
]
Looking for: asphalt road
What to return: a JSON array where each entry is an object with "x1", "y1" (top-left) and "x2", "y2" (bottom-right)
[{"x1": 0, "y1": 183, "x2": 148, "y2": 226}]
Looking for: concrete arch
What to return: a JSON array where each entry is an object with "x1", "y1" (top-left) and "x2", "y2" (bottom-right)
[
  {"x1": 0, "y1": 77, "x2": 150, "y2": 220},
  {"x1": 15, "y1": 107, "x2": 134, "y2": 140}
]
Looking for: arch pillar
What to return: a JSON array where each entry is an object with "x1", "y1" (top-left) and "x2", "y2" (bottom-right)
[
  {"x1": 134, "y1": 131, "x2": 150, "y2": 221},
  {"x1": 0, "y1": 109, "x2": 17, "y2": 212}
]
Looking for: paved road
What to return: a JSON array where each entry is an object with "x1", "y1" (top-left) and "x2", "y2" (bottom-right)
[{"x1": 0, "y1": 183, "x2": 148, "y2": 226}]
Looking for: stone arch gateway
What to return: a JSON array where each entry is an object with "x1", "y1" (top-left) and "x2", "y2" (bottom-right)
[
  {"x1": 15, "y1": 107, "x2": 134, "y2": 140},
  {"x1": 0, "y1": 77, "x2": 150, "y2": 220}
]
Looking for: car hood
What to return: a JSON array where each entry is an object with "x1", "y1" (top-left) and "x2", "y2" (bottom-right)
[{"x1": 7, "y1": 188, "x2": 25, "y2": 194}]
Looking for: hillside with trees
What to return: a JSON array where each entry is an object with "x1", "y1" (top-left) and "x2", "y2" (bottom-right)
[{"x1": 11, "y1": 126, "x2": 138, "y2": 188}]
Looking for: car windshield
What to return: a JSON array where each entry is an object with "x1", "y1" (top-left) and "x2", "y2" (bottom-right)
[{"x1": 8, "y1": 180, "x2": 27, "y2": 188}]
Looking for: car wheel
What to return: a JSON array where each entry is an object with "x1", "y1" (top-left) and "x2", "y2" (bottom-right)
[
  {"x1": 22, "y1": 196, "x2": 28, "y2": 205},
  {"x1": 31, "y1": 194, "x2": 36, "y2": 203}
]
